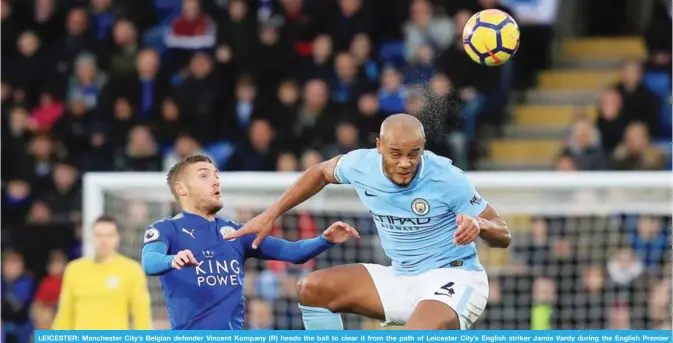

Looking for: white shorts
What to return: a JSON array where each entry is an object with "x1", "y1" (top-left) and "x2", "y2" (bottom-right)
[{"x1": 362, "y1": 264, "x2": 489, "y2": 330}]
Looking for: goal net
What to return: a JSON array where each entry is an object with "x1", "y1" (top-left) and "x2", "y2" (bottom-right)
[{"x1": 83, "y1": 171, "x2": 672, "y2": 330}]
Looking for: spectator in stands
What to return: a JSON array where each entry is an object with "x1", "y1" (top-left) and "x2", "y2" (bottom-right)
[
  {"x1": 629, "y1": 216, "x2": 669, "y2": 270},
  {"x1": 8, "y1": 31, "x2": 46, "y2": 107},
  {"x1": 331, "y1": 52, "x2": 369, "y2": 105},
  {"x1": 30, "y1": 90, "x2": 63, "y2": 132},
  {"x1": 89, "y1": 0, "x2": 116, "y2": 42},
  {"x1": 508, "y1": 0, "x2": 559, "y2": 90},
  {"x1": 115, "y1": 125, "x2": 162, "y2": 171},
  {"x1": 349, "y1": 34, "x2": 378, "y2": 84},
  {"x1": 247, "y1": 298, "x2": 275, "y2": 330},
  {"x1": 33, "y1": 251, "x2": 67, "y2": 308},
  {"x1": 165, "y1": 0, "x2": 216, "y2": 71},
  {"x1": 648, "y1": 279, "x2": 671, "y2": 328},
  {"x1": 217, "y1": 0, "x2": 258, "y2": 71},
  {"x1": 596, "y1": 88, "x2": 629, "y2": 154},
  {"x1": 353, "y1": 94, "x2": 381, "y2": 141},
  {"x1": 321, "y1": 121, "x2": 363, "y2": 159},
  {"x1": 403, "y1": 0, "x2": 453, "y2": 63},
  {"x1": 27, "y1": 134, "x2": 58, "y2": 191},
  {"x1": 276, "y1": 152, "x2": 299, "y2": 172},
  {"x1": 301, "y1": 34, "x2": 333, "y2": 82},
  {"x1": 252, "y1": 19, "x2": 296, "y2": 90},
  {"x1": 272, "y1": 80, "x2": 302, "y2": 150},
  {"x1": 323, "y1": 0, "x2": 372, "y2": 51},
  {"x1": 642, "y1": 51, "x2": 672, "y2": 140},
  {"x1": 530, "y1": 277, "x2": 556, "y2": 330},
  {"x1": 294, "y1": 79, "x2": 338, "y2": 150},
  {"x1": 223, "y1": 75, "x2": 263, "y2": 143},
  {"x1": 607, "y1": 303, "x2": 633, "y2": 330},
  {"x1": 101, "y1": 48, "x2": 166, "y2": 121},
  {"x1": 560, "y1": 119, "x2": 607, "y2": 171},
  {"x1": 611, "y1": 122, "x2": 666, "y2": 170},
  {"x1": 177, "y1": 53, "x2": 223, "y2": 145},
  {"x1": 300, "y1": 150, "x2": 323, "y2": 170},
  {"x1": 105, "y1": 19, "x2": 140, "y2": 75},
  {"x1": 2, "y1": 251, "x2": 35, "y2": 343},
  {"x1": 163, "y1": 135, "x2": 213, "y2": 171},
  {"x1": 2, "y1": 180, "x2": 33, "y2": 231},
  {"x1": 554, "y1": 152, "x2": 578, "y2": 171},
  {"x1": 404, "y1": 44, "x2": 436, "y2": 85},
  {"x1": 228, "y1": 119, "x2": 278, "y2": 171},
  {"x1": 153, "y1": 97, "x2": 182, "y2": 148},
  {"x1": 614, "y1": 61, "x2": 660, "y2": 137},
  {"x1": 42, "y1": 163, "x2": 81, "y2": 227},
  {"x1": 55, "y1": 8, "x2": 97, "y2": 73},
  {"x1": 66, "y1": 53, "x2": 107, "y2": 111},
  {"x1": 557, "y1": 265, "x2": 608, "y2": 329},
  {"x1": 378, "y1": 66, "x2": 407, "y2": 114}
]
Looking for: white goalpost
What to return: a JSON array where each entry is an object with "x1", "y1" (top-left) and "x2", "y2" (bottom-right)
[{"x1": 82, "y1": 171, "x2": 672, "y2": 330}]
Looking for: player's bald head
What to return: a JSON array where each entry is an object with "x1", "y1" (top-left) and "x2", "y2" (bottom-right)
[{"x1": 379, "y1": 113, "x2": 425, "y2": 143}]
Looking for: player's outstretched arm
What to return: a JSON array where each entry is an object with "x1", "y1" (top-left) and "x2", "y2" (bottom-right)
[
  {"x1": 141, "y1": 243, "x2": 198, "y2": 275},
  {"x1": 226, "y1": 155, "x2": 344, "y2": 247},
  {"x1": 247, "y1": 221, "x2": 359, "y2": 264}
]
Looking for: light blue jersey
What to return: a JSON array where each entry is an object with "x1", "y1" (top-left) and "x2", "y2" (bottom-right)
[{"x1": 334, "y1": 148, "x2": 488, "y2": 276}]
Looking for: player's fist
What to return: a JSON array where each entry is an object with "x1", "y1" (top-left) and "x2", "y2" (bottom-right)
[
  {"x1": 322, "y1": 221, "x2": 360, "y2": 243},
  {"x1": 454, "y1": 214, "x2": 480, "y2": 246},
  {"x1": 172, "y1": 249, "x2": 198, "y2": 270},
  {"x1": 225, "y1": 213, "x2": 274, "y2": 249}
]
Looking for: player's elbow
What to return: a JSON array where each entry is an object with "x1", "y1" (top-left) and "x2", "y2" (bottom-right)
[{"x1": 490, "y1": 231, "x2": 512, "y2": 248}]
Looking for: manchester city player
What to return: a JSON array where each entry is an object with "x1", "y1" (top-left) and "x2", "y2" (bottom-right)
[
  {"x1": 227, "y1": 114, "x2": 511, "y2": 330},
  {"x1": 141, "y1": 155, "x2": 359, "y2": 330}
]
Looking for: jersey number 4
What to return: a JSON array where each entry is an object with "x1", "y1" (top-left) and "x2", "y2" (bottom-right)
[{"x1": 434, "y1": 282, "x2": 456, "y2": 297}]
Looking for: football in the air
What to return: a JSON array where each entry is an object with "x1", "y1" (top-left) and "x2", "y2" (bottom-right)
[{"x1": 462, "y1": 9, "x2": 520, "y2": 67}]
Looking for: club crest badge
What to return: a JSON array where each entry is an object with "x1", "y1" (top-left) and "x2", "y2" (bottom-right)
[
  {"x1": 411, "y1": 198, "x2": 430, "y2": 216},
  {"x1": 220, "y1": 226, "x2": 237, "y2": 241}
]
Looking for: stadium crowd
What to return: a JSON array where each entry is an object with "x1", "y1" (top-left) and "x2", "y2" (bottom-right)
[{"x1": 1, "y1": 0, "x2": 671, "y2": 340}]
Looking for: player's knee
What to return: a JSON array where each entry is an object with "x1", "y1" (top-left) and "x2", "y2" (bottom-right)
[
  {"x1": 297, "y1": 273, "x2": 323, "y2": 307},
  {"x1": 297, "y1": 272, "x2": 345, "y2": 312}
]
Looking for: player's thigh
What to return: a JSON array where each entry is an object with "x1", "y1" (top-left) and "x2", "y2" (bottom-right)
[
  {"x1": 297, "y1": 264, "x2": 388, "y2": 320},
  {"x1": 408, "y1": 268, "x2": 489, "y2": 330}
]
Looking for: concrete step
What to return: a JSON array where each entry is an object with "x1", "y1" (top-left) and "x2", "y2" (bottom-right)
[
  {"x1": 513, "y1": 105, "x2": 598, "y2": 126},
  {"x1": 538, "y1": 70, "x2": 620, "y2": 91},
  {"x1": 523, "y1": 90, "x2": 601, "y2": 106},
  {"x1": 478, "y1": 160, "x2": 553, "y2": 171},
  {"x1": 554, "y1": 59, "x2": 625, "y2": 70},
  {"x1": 489, "y1": 138, "x2": 563, "y2": 164},
  {"x1": 561, "y1": 37, "x2": 647, "y2": 61},
  {"x1": 502, "y1": 125, "x2": 566, "y2": 139}
]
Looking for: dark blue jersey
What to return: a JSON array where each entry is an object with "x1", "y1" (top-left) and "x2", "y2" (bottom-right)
[{"x1": 140, "y1": 211, "x2": 333, "y2": 330}]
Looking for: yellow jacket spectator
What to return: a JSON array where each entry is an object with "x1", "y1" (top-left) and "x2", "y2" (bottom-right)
[{"x1": 52, "y1": 216, "x2": 152, "y2": 330}]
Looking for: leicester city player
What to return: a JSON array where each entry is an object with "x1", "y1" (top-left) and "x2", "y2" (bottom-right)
[
  {"x1": 227, "y1": 114, "x2": 511, "y2": 330},
  {"x1": 141, "y1": 155, "x2": 359, "y2": 330}
]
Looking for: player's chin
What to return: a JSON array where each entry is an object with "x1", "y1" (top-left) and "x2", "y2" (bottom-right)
[
  {"x1": 393, "y1": 175, "x2": 412, "y2": 187},
  {"x1": 208, "y1": 200, "x2": 224, "y2": 213}
]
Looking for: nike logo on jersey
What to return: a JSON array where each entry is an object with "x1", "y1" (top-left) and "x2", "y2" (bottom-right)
[
  {"x1": 182, "y1": 228, "x2": 195, "y2": 239},
  {"x1": 364, "y1": 190, "x2": 376, "y2": 197}
]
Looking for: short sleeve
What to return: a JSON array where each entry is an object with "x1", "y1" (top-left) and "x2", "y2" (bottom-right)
[
  {"x1": 448, "y1": 169, "x2": 488, "y2": 217},
  {"x1": 142, "y1": 220, "x2": 173, "y2": 247},
  {"x1": 333, "y1": 149, "x2": 366, "y2": 185}
]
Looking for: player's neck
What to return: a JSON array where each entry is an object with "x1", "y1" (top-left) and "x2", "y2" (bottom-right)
[
  {"x1": 181, "y1": 206, "x2": 216, "y2": 221},
  {"x1": 94, "y1": 252, "x2": 117, "y2": 264}
]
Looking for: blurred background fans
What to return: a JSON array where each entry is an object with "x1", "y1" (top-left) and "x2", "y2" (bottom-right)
[{"x1": 1, "y1": 0, "x2": 671, "y2": 339}]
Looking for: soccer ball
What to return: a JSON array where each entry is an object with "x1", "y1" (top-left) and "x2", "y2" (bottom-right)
[{"x1": 462, "y1": 9, "x2": 520, "y2": 67}]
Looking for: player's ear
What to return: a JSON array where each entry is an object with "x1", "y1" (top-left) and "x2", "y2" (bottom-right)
[
  {"x1": 175, "y1": 181, "x2": 188, "y2": 197},
  {"x1": 375, "y1": 137, "x2": 381, "y2": 154}
]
